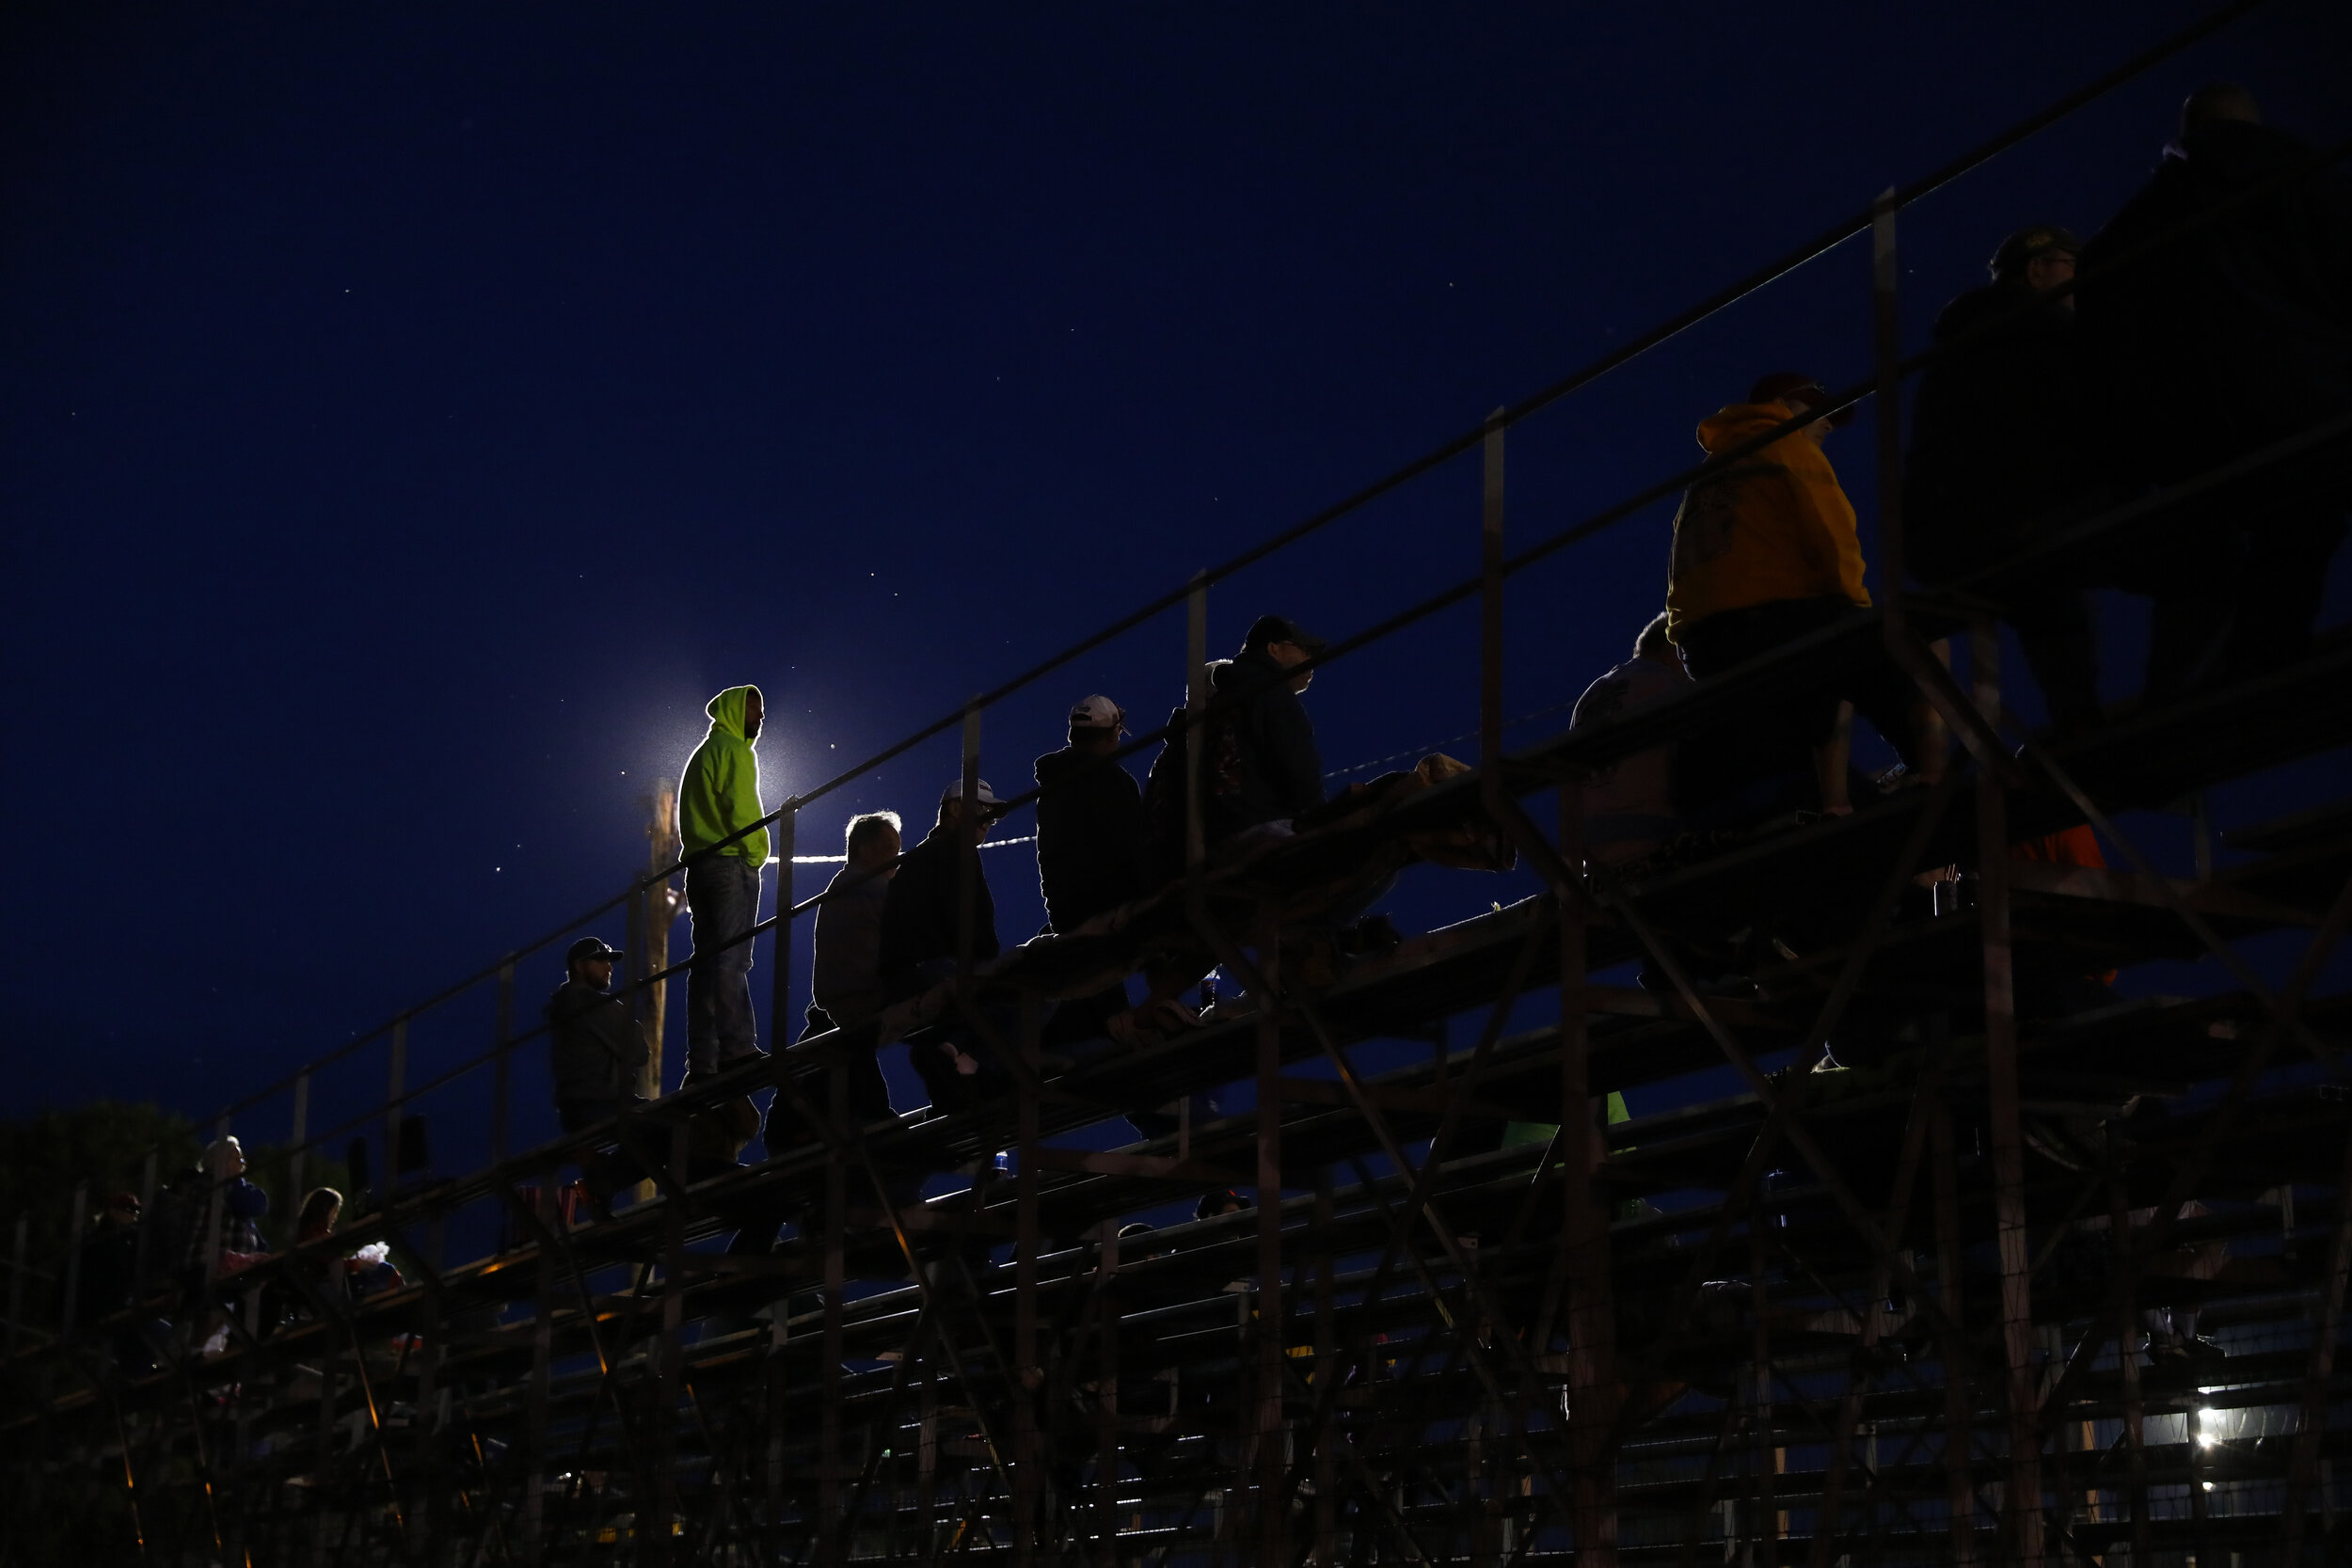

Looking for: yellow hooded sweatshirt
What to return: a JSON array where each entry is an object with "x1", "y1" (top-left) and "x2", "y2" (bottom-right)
[{"x1": 1663, "y1": 401, "x2": 1870, "y2": 639}]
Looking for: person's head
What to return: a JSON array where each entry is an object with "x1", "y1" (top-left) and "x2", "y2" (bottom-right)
[
  {"x1": 204, "y1": 1136, "x2": 246, "y2": 1180},
  {"x1": 1241, "y1": 614, "x2": 1328, "y2": 694},
  {"x1": 296, "y1": 1187, "x2": 343, "y2": 1242},
  {"x1": 938, "y1": 778, "x2": 1004, "y2": 839},
  {"x1": 565, "y1": 936, "x2": 622, "y2": 991},
  {"x1": 844, "y1": 811, "x2": 903, "y2": 873},
  {"x1": 1746, "y1": 372, "x2": 1853, "y2": 445},
  {"x1": 102, "y1": 1193, "x2": 140, "y2": 1231},
  {"x1": 707, "y1": 685, "x2": 765, "y2": 745},
  {"x1": 1989, "y1": 224, "x2": 2081, "y2": 304},
  {"x1": 1067, "y1": 694, "x2": 1127, "y2": 754},
  {"x1": 1632, "y1": 612, "x2": 1677, "y2": 667},
  {"x1": 2181, "y1": 80, "x2": 2260, "y2": 141}
]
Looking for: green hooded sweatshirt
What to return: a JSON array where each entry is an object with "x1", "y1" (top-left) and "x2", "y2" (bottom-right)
[{"x1": 679, "y1": 686, "x2": 770, "y2": 866}]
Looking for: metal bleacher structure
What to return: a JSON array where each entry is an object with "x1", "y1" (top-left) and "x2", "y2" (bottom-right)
[{"x1": 8, "y1": 7, "x2": 2352, "y2": 1563}]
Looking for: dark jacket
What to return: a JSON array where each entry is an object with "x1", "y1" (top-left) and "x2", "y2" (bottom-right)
[
  {"x1": 1904, "y1": 282, "x2": 2098, "y2": 582},
  {"x1": 878, "y1": 823, "x2": 997, "y2": 999},
  {"x1": 1033, "y1": 747, "x2": 1145, "y2": 933},
  {"x1": 1141, "y1": 651, "x2": 1325, "y2": 873},
  {"x1": 547, "y1": 978, "x2": 648, "y2": 1106},
  {"x1": 2079, "y1": 119, "x2": 2352, "y2": 492},
  {"x1": 74, "y1": 1226, "x2": 138, "y2": 1327},
  {"x1": 810, "y1": 864, "x2": 893, "y2": 1024}
]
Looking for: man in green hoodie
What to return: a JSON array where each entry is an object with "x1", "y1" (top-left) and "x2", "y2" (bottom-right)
[{"x1": 679, "y1": 685, "x2": 771, "y2": 1077}]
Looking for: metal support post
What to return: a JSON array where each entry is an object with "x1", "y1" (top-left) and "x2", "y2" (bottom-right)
[
  {"x1": 491, "y1": 964, "x2": 514, "y2": 1169},
  {"x1": 386, "y1": 1021, "x2": 407, "y2": 1200},
  {"x1": 134, "y1": 1148, "x2": 157, "y2": 1298},
  {"x1": 2106, "y1": 1132, "x2": 2150, "y2": 1567},
  {"x1": 1095, "y1": 1223, "x2": 1121, "y2": 1567},
  {"x1": 1871, "y1": 188, "x2": 1908, "y2": 639},
  {"x1": 1480, "y1": 409, "x2": 1505, "y2": 786},
  {"x1": 200, "y1": 1116, "x2": 229, "y2": 1298},
  {"x1": 59, "y1": 1182, "x2": 87, "y2": 1339},
  {"x1": 1184, "y1": 574, "x2": 1208, "y2": 879},
  {"x1": 1972, "y1": 621, "x2": 2042, "y2": 1566},
  {"x1": 1931, "y1": 1095, "x2": 1977, "y2": 1567},
  {"x1": 1558, "y1": 780, "x2": 1619, "y2": 1565},
  {"x1": 651, "y1": 1119, "x2": 690, "y2": 1565},
  {"x1": 1750, "y1": 1227, "x2": 1777, "y2": 1566},
  {"x1": 957, "y1": 702, "x2": 982, "y2": 987},
  {"x1": 1015, "y1": 989, "x2": 1042, "y2": 1566},
  {"x1": 820, "y1": 1061, "x2": 848, "y2": 1565},
  {"x1": 523, "y1": 1180, "x2": 554, "y2": 1566},
  {"x1": 1313, "y1": 1171, "x2": 1337, "y2": 1567},
  {"x1": 771, "y1": 804, "x2": 797, "y2": 1069},
  {"x1": 1255, "y1": 900, "x2": 1287, "y2": 1567},
  {"x1": 2285, "y1": 1118, "x2": 2352, "y2": 1561}
]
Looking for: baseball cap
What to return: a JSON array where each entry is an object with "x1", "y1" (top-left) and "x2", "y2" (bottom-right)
[
  {"x1": 1069, "y1": 694, "x2": 1126, "y2": 732},
  {"x1": 1747, "y1": 372, "x2": 1856, "y2": 427},
  {"x1": 941, "y1": 777, "x2": 1003, "y2": 807},
  {"x1": 1242, "y1": 614, "x2": 1328, "y2": 655},
  {"x1": 1989, "y1": 224, "x2": 2081, "y2": 281},
  {"x1": 566, "y1": 937, "x2": 624, "y2": 966}
]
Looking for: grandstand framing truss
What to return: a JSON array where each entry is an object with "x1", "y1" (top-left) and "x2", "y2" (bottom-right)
[{"x1": 6, "y1": 5, "x2": 2349, "y2": 1562}]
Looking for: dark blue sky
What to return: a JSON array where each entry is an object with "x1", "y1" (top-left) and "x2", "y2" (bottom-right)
[{"x1": 5, "y1": 2, "x2": 2347, "y2": 1148}]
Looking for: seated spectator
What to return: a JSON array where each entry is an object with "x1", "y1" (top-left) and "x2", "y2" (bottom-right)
[
  {"x1": 1036, "y1": 695, "x2": 1145, "y2": 1049},
  {"x1": 292, "y1": 1187, "x2": 403, "y2": 1298},
  {"x1": 1906, "y1": 224, "x2": 2105, "y2": 736},
  {"x1": 880, "y1": 779, "x2": 1015, "y2": 1111},
  {"x1": 1666, "y1": 372, "x2": 1942, "y2": 817},
  {"x1": 1567, "y1": 612, "x2": 1693, "y2": 866},
  {"x1": 1142, "y1": 615, "x2": 1328, "y2": 879},
  {"x1": 72, "y1": 1192, "x2": 142, "y2": 1331},
  {"x1": 2079, "y1": 82, "x2": 2352, "y2": 697},
  {"x1": 802, "y1": 810, "x2": 905, "y2": 1126}
]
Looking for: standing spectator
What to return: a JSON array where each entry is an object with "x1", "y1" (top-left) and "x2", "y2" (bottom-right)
[
  {"x1": 1666, "y1": 372, "x2": 1941, "y2": 816},
  {"x1": 547, "y1": 937, "x2": 647, "y2": 1132},
  {"x1": 1035, "y1": 696, "x2": 1146, "y2": 933},
  {"x1": 2078, "y1": 82, "x2": 2352, "y2": 694},
  {"x1": 1567, "y1": 612, "x2": 1693, "y2": 866},
  {"x1": 803, "y1": 811, "x2": 905, "y2": 1125},
  {"x1": 1036, "y1": 695, "x2": 1146, "y2": 1048},
  {"x1": 880, "y1": 779, "x2": 1009, "y2": 1108},
  {"x1": 191, "y1": 1136, "x2": 270, "y2": 1274},
  {"x1": 1906, "y1": 224, "x2": 2105, "y2": 735},
  {"x1": 680, "y1": 684, "x2": 772, "y2": 1075}
]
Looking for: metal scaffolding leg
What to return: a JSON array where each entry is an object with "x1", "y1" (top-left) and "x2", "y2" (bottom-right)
[
  {"x1": 1556, "y1": 780, "x2": 1619, "y2": 1566},
  {"x1": 1015, "y1": 989, "x2": 1042, "y2": 1566},
  {"x1": 1931, "y1": 1095, "x2": 1978, "y2": 1568},
  {"x1": 1256, "y1": 899, "x2": 1289, "y2": 1568}
]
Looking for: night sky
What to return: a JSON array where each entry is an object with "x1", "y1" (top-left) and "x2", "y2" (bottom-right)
[{"x1": 5, "y1": 3, "x2": 2348, "y2": 1158}]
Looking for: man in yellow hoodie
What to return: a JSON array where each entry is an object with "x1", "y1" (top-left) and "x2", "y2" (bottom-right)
[
  {"x1": 1666, "y1": 373, "x2": 1936, "y2": 815},
  {"x1": 679, "y1": 685, "x2": 771, "y2": 1077}
]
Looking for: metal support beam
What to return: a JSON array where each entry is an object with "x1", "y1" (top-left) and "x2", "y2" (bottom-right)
[{"x1": 1255, "y1": 900, "x2": 1288, "y2": 1568}]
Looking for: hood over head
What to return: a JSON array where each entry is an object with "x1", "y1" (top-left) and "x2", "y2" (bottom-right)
[
  {"x1": 705, "y1": 685, "x2": 762, "y2": 744},
  {"x1": 1695, "y1": 401, "x2": 1818, "y2": 455}
]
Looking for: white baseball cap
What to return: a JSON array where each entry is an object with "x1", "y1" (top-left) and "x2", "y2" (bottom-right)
[
  {"x1": 941, "y1": 777, "x2": 1002, "y2": 806},
  {"x1": 1069, "y1": 694, "x2": 1126, "y2": 732}
]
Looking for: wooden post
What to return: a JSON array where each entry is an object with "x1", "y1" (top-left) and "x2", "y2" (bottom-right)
[
  {"x1": 770, "y1": 803, "x2": 797, "y2": 1065},
  {"x1": 1871, "y1": 188, "x2": 1908, "y2": 641}
]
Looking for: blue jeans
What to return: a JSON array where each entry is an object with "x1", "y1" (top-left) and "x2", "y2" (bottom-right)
[{"x1": 686, "y1": 857, "x2": 765, "y2": 1075}]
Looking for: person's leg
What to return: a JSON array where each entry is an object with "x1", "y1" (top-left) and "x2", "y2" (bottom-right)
[
  {"x1": 683, "y1": 861, "x2": 725, "y2": 1075},
  {"x1": 2001, "y1": 582, "x2": 2103, "y2": 736},
  {"x1": 2224, "y1": 503, "x2": 2347, "y2": 679},
  {"x1": 713, "y1": 858, "x2": 763, "y2": 1065},
  {"x1": 687, "y1": 857, "x2": 764, "y2": 1075},
  {"x1": 1840, "y1": 632, "x2": 1939, "y2": 781}
]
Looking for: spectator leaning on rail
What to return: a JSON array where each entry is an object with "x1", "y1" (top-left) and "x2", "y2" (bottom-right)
[
  {"x1": 547, "y1": 936, "x2": 648, "y2": 1132},
  {"x1": 2078, "y1": 82, "x2": 2352, "y2": 696},
  {"x1": 1566, "y1": 611, "x2": 1693, "y2": 867},
  {"x1": 1036, "y1": 695, "x2": 1147, "y2": 1048},
  {"x1": 1665, "y1": 372, "x2": 1942, "y2": 816},
  {"x1": 1905, "y1": 224, "x2": 2106, "y2": 736},
  {"x1": 880, "y1": 778, "x2": 1011, "y2": 1109},
  {"x1": 678, "y1": 684, "x2": 772, "y2": 1075},
  {"x1": 802, "y1": 810, "x2": 905, "y2": 1126}
]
